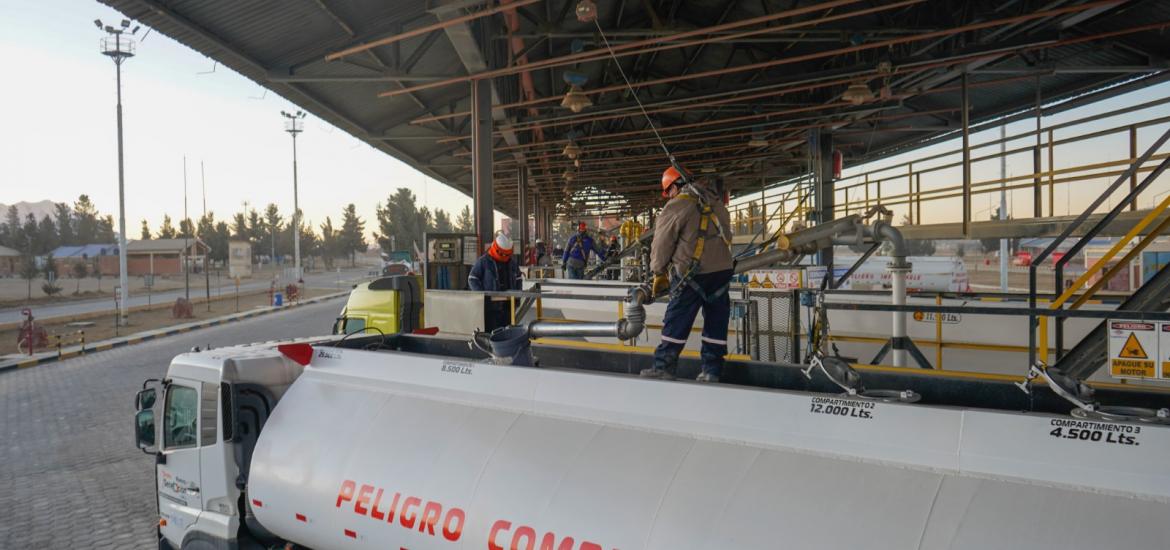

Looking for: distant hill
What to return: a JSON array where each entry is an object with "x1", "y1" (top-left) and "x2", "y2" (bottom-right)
[{"x1": 0, "y1": 200, "x2": 58, "y2": 222}]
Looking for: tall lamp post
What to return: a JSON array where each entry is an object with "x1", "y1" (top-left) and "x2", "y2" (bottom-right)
[
  {"x1": 97, "y1": 18, "x2": 140, "y2": 323},
  {"x1": 281, "y1": 110, "x2": 306, "y2": 282}
]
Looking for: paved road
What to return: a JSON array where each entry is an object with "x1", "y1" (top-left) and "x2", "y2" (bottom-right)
[
  {"x1": 0, "y1": 297, "x2": 344, "y2": 549},
  {"x1": 0, "y1": 267, "x2": 371, "y2": 325}
]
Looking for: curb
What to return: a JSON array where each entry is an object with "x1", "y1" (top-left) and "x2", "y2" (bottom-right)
[{"x1": 0, "y1": 291, "x2": 348, "y2": 373}]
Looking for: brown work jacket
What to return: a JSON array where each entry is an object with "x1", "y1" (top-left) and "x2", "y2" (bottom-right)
[{"x1": 650, "y1": 190, "x2": 734, "y2": 276}]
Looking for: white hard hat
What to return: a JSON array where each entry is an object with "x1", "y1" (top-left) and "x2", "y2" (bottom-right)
[{"x1": 495, "y1": 233, "x2": 513, "y2": 250}]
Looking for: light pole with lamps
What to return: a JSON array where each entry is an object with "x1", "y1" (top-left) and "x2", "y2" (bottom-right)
[
  {"x1": 281, "y1": 110, "x2": 306, "y2": 282},
  {"x1": 97, "y1": 17, "x2": 140, "y2": 323}
]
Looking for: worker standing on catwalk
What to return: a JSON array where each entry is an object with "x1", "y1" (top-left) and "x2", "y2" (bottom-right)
[
  {"x1": 561, "y1": 222, "x2": 606, "y2": 279},
  {"x1": 641, "y1": 165, "x2": 733, "y2": 383},
  {"x1": 468, "y1": 233, "x2": 522, "y2": 330}
]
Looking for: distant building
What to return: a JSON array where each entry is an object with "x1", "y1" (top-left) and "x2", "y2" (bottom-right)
[
  {"x1": 228, "y1": 241, "x2": 252, "y2": 279},
  {"x1": 49, "y1": 244, "x2": 118, "y2": 276},
  {"x1": 0, "y1": 245, "x2": 21, "y2": 276},
  {"x1": 125, "y1": 239, "x2": 210, "y2": 276}
]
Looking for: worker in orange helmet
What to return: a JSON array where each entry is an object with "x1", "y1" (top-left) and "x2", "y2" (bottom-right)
[{"x1": 641, "y1": 164, "x2": 733, "y2": 383}]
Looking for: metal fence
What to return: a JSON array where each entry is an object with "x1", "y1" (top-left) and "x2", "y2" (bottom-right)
[{"x1": 743, "y1": 288, "x2": 801, "y2": 363}]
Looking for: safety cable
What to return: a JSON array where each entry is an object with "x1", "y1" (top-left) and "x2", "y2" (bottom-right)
[{"x1": 589, "y1": 17, "x2": 683, "y2": 177}]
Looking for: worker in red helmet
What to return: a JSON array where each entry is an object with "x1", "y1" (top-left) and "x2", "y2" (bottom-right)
[
  {"x1": 641, "y1": 164, "x2": 733, "y2": 383},
  {"x1": 561, "y1": 221, "x2": 605, "y2": 279}
]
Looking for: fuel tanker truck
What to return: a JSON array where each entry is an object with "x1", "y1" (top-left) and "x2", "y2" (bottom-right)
[{"x1": 133, "y1": 213, "x2": 1170, "y2": 549}]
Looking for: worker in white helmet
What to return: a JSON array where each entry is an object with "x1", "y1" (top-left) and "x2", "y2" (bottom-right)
[{"x1": 469, "y1": 233, "x2": 522, "y2": 330}]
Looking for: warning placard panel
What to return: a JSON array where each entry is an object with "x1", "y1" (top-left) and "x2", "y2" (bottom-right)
[{"x1": 1108, "y1": 320, "x2": 1157, "y2": 379}]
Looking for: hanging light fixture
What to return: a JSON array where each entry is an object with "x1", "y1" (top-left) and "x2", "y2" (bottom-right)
[
  {"x1": 562, "y1": 141, "x2": 582, "y2": 159},
  {"x1": 561, "y1": 85, "x2": 592, "y2": 113},
  {"x1": 842, "y1": 82, "x2": 873, "y2": 105},
  {"x1": 562, "y1": 169, "x2": 576, "y2": 182},
  {"x1": 575, "y1": 0, "x2": 598, "y2": 23}
]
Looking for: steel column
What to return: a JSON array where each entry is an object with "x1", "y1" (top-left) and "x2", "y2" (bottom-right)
[
  {"x1": 1033, "y1": 76, "x2": 1043, "y2": 217},
  {"x1": 517, "y1": 165, "x2": 529, "y2": 254},
  {"x1": 471, "y1": 78, "x2": 494, "y2": 249},
  {"x1": 814, "y1": 129, "x2": 835, "y2": 267},
  {"x1": 961, "y1": 70, "x2": 972, "y2": 237}
]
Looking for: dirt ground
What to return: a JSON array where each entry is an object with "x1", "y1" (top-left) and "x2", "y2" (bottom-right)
[{"x1": 1, "y1": 287, "x2": 334, "y2": 356}]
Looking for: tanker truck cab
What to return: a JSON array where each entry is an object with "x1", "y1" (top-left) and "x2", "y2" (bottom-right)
[{"x1": 135, "y1": 346, "x2": 306, "y2": 549}]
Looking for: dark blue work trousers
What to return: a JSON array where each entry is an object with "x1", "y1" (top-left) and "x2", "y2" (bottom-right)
[{"x1": 653, "y1": 269, "x2": 733, "y2": 376}]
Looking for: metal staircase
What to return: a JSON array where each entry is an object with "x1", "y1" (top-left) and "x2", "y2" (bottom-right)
[{"x1": 1056, "y1": 261, "x2": 1170, "y2": 379}]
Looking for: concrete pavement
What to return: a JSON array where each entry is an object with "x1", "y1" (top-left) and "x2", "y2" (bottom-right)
[{"x1": 0, "y1": 299, "x2": 344, "y2": 549}]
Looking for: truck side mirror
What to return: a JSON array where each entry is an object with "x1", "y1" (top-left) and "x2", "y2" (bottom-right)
[
  {"x1": 135, "y1": 409, "x2": 156, "y2": 451},
  {"x1": 135, "y1": 387, "x2": 156, "y2": 410}
]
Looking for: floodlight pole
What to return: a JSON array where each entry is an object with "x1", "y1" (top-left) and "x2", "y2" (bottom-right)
[
  {"x1": 282, "y1": 111, "x2": 305, "y2": 282},
  {"x1": 101, "y1": 25, "x2": 136, "y2": 323}
]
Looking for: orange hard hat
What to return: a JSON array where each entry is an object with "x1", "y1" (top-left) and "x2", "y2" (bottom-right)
[{"x1": 661, "y1": 165, "x2": 688, "y2": 197}]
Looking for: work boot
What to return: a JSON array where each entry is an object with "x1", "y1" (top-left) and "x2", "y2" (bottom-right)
[
  {"x1": 640, "y1": 368, "x2": 676, "y2": 380},
  {"x1": 695, "y1": 372, "x2": 720, "y2": 383}
]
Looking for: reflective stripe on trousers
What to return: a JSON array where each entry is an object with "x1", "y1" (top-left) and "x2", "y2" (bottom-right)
[{"x1": 653, "y1": 269, "x2": 733, "y2": 375}]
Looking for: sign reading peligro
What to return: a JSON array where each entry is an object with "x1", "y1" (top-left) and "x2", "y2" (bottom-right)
[{"x1": 1108, "y1": 320, "x2": 1157, "y2": 379}]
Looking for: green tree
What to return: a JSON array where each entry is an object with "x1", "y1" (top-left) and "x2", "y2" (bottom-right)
[
  {"x1": 37, "y1": 215, "x2": 58, "y2": 254},
  {"x1": 72, "y1": 261, "x2": 88, "y2": 294},
  {"x1": 263, "y1": 204, "x2": 283, "y2": 261},
  {"x1": 434, "y1": 209, "x2": 454, "y2": 232},
  {"x1": 157, "y1": 215, "x2": 177, "y2": 239},
  {"x1": 211, "y1": 221, "x2": 231, "y2": 264},
  {"x1": 19, "y1": 250, "x2": 38, "y2": 299},
  {"x1": 231, "y1": 212, "x2": 248, "y2": 240},
  {"x1": 247, "y1": 209, "x2": 264, "y2": 245},
  {"x1": 339, "y1": 204, "x2": 367, "y2": 267},
  {"x1": 374, "y1": 188, "x2": 424, "y2": 254},
  {"x1": 140, "y1": 219, "x2": 152, "y2": 240},
  {"x1": 41, "y1": 252, "x2": 61, "y2": 296},
  {"x1": 96, "y1": 215, "x2": 115, "y2": 243},
  {"x1": 73, "y1": 195, "x2": 100, "y2": 243},
  {"x1": 455, "y1": 205, "x2": 473, "y2": 232},
  {"x1": 320, "y1": 217, "x2": 339, "y2": 270},
  {"x1": 21, "y1": 214, "x2": 40, "y2": 254},
  {"x1": 4, "y1": 205, "x2": 21, "y2": 249},
  {"x1": 178, "y1": 218, "x2": 195, "y2": 239},
  {"x1": 54, "y1": 203, "x2": 74, "y2": 246}
]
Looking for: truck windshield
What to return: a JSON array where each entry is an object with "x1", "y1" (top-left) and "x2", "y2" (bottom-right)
[{"x1": 164, "y1": 385, "x2": 198, "y2": 449}]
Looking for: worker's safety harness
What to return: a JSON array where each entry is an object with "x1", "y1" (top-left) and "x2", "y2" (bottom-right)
[{"x1": 670, "y1": 189, "x2": 732, "y2": 303}]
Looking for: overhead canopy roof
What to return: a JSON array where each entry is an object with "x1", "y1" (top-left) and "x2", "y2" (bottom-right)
[{"x1": 100, "y1": 0, "x2": 1169, "y2": 217}]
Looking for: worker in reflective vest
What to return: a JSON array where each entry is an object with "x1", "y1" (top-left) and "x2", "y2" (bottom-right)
[
  {"x1": 641, "y1": 165, "x2": 734, "y2": 383},
  {"x1": 561, "y1": 222, "x2": 605, "y2": 279}
]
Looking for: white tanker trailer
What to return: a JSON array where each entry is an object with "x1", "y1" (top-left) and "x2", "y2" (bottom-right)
[
  {"x1": 133, "y1": 215, "x2": 1170, "y2": 549},
  {"x1": 136, "y1": 326, "x2": 1170, "y2": 550}
]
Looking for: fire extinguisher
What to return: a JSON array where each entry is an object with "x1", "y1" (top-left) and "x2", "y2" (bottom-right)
[{"x1": 832, "y1": 149, "x2": 844, "y2": 179}]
